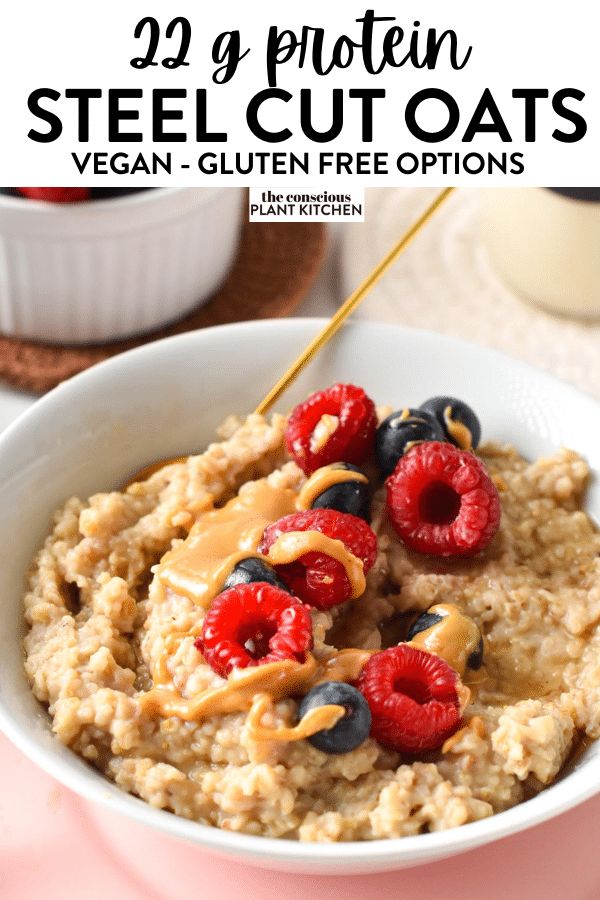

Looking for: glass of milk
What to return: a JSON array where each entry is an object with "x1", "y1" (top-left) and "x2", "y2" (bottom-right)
[{"x1": 480, "y1": 188, "x2": 600, "y2": 319}]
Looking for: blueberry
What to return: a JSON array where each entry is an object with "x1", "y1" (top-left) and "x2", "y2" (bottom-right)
[
  {"x1": 407, "y1": 611, "x2": 444, "y2": 642},
  {"x1": 298, "y1": 681, "x2": 372, "y2": 754},
  {"x1": 223, "y1": 557, "x2": 291, "y2": 594},
  {"x1": 375, "y1": 409, "x2": 445, "y2": 478},
  {"x1": 312, "y1": 463, "x2": 371, "y2": 521},
  {"x1": 419, "y1": 396, "x2": 481, "y2": 450},
  {"x1": 467, "y1": 636, "x2": 484, "y2": 670}
]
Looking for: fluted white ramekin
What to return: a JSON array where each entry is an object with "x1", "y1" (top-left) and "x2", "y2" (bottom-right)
[{"x1": 0, "y1": 187, "x2": 244, "y2": 343}]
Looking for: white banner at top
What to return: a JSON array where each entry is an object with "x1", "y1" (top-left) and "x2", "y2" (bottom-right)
[{"x1": 0, "y1": 0, "x2": 597, "y2": 185}]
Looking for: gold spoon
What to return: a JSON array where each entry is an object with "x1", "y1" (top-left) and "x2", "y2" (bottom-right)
[
  {"x1": 124, "y1": 187, "x2": 455, "y2": 487},
  {"x1": 255, "y1": 186, "x2": 456, "y2": 415}
]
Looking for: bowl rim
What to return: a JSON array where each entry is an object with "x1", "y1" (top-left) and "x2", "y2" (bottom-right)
[
  {"x1": 0, "y1": 186, "x2": 229, "y2": 214},
  {"x1": 0, "y1": 316, "x2": 598, "y2": 866}
]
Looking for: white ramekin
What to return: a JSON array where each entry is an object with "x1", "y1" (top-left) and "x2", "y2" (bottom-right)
[
  {"x1": 0, "y1": 320, "x2": 599, "y2": 874},
  {"x1": 0, "y1": 187, "x2": 244, "y2": 343}
]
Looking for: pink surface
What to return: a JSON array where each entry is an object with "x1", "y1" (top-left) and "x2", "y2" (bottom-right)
[{"x1": 1, "y1": 732, "x2": 599, "y2": 899}]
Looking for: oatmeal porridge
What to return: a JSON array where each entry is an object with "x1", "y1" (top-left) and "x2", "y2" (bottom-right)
[{"x1": 23, "y1": 387, "x2": 600, "y2": 841}]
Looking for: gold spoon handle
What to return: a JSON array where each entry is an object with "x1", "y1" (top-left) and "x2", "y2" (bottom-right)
[{"x1": 255, "y1": 187, "x2": 456, "y2": 416}]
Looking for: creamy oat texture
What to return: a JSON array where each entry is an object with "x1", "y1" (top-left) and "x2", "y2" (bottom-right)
[{"x1": 24, "y1": 413, "x2": 600, "y2": 841}]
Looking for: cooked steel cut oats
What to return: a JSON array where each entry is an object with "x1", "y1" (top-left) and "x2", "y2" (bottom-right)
[{"x1": 23, "y1": 412, "x2": 600, "y2": 841}]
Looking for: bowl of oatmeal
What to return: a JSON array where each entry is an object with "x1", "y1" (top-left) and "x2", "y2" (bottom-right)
[{"x1": 0, "y1": 319, "x2": 599, "y2": 874}]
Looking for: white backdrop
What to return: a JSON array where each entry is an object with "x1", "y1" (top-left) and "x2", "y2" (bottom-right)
[{"x1": 0, "y1": 0, "x2": 597, "y2": 186}]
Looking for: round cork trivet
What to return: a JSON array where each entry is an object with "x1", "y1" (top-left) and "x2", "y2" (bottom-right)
[{"x1": 0, "y1": 220, "x2": 326, "y2": 393}]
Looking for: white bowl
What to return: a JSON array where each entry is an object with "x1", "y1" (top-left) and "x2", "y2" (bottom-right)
[
  {"x1": 0, "y1": 318, "x2": 598, "y2": 875},
  {"x1": 0, "y1": 188, "x2": 244, "y2": 343}
]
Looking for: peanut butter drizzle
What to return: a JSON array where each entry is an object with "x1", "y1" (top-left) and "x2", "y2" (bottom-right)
[
  {"x1": 152, "y1": 622, "x2": 202, "y2": 687},
  {"x1": 398, "y1": 408, "x2": 429, "y2": 453},
  {"x1": 140, "y1": 656, "x2": 318, "y2": 721},
  {"x1": 409, "y1": 603, "x2": 482, "y2": 678},
  {"x1": 267, "y1": 531, "x2": 366, "y2": 599},
  {"x1": 124, "y1": 455, "x2": 189, "y2": 489},
  {"x1": 443, "y1": 406, "x2": 473, "y2": 451},
  {"x1": 295, "y1": 464, "x2": 368, "y2": 511},
  {"x1": 246, "y1": 694, "x2": 345, "y2": 742},
  {"x1": 315, "y1": 647, "x2": 373, "y2": 682},
  {"x1": 310, "y1": 414, "x2": 339, "y2": 452},
  {"x1": 153, "y1": 647, "x2": 174, "y2": 687},
  {"x1": 156, "y1": 481, "x2": 297, "y2": 605},
  {"x1": 139, "y1": 648, "x2": 373, "y2": 724}
]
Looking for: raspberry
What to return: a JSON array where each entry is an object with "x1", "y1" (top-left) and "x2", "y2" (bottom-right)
[
  {"x1": 259, "y1": 508, "x2": 377, "y2": 610},
  {"x1": 357, "y1": 644, "x2": 461, "y2": 753},
  {"x1": 285, "y1": 383, "x2": 377, "y2": 475},
  {"x1": 386, "y1": 441, "x2": 501, "y2": 557},
  {"x1": 195, "y1": 583, "x2": 312, "y2": 678},
  {"x1": 16, "y1": 187, "x2": 91, "y2": 203}
]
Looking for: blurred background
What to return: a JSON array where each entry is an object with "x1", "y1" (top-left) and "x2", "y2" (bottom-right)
[{"x1": 300, "y1": 187, "x2": 600, "y2": 397}]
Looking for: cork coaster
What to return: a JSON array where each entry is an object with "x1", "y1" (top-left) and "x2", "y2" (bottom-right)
[{"x1": 0, "y1": 220, "x2": 326, "y2": 393}]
